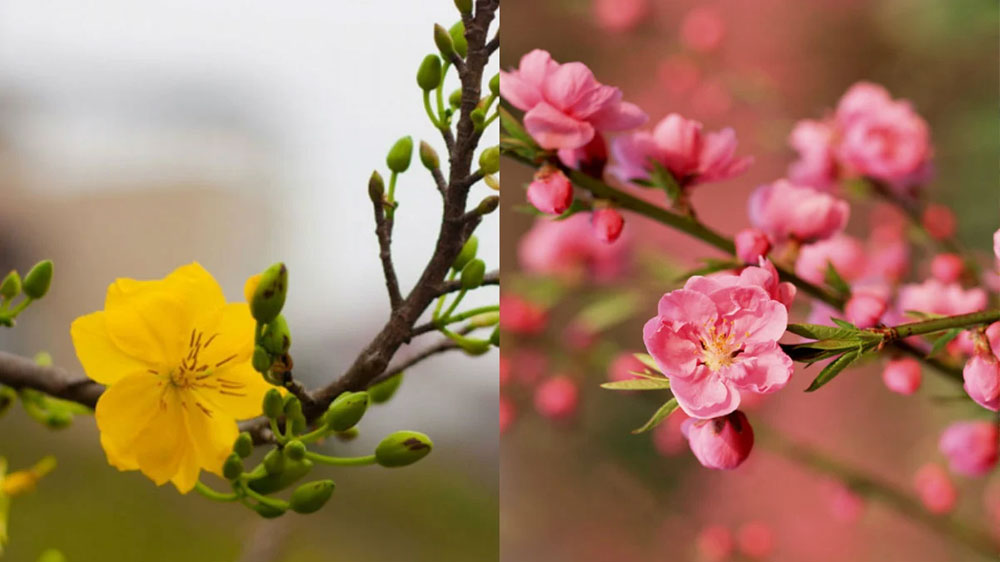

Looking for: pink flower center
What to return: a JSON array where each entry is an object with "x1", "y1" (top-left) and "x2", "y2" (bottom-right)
[{"x1": 700, "y1": 321, "x2": 745, "y2": 372}]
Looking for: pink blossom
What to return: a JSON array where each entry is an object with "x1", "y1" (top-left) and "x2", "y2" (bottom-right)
[
  {"x1": 519, "y1": 213, "x2": 630, "y2": 282},
  {"x1": 734, "y1": 228, "x2": 771, "y2": 264},
  {"x1": 994, "y1": 229, "x2": 1000, "y2": 261},
  {"x1": 534, "y1": 375, "x2": 579, "y2": 420},
  {"x1": 845, "y1": 290, "x2": 887, "y2": 329},
  {"x1": 930, "y1": 253, "x2": 965, "y2": 283},
  {"x1": 652, "y1": 410, "x2": 688, "y2": 456},
  {"x1": 913, "y1": 463, "x2": 957, "y2": 514},
  {"x1": 881, "y1": 358, "x2": 922, "y2": 395},
  {"x1": 794, "y1": 234, "x2": 866, "y2": 286},
  {"x1": 824, "y1": 481, "x2": 865, "y2": 523},
  {"x1": 865, "y1": 225, "x2": 910, "y2": 283},
  {"x1": 608, "y1": 352, "x2": 647, "y2": 383},
  {"x1": 591, "y1": 208, "x2": 624, "y2": 243},
  {"x1": 557, "y1": 134, "x2": 608, "y2": 177},
  {"x1": 835, "y1": 82, "x2": 931, "y2": 187},
  {"x1": 701, "y1": 259, "x2": 796, "y2": 310},
  {"x1": 748, "y1": 180, "x2": 849, "y2": 243},
  {"x1": 499, "y1": 395, "x2": 515, "y2": 434},
  {"x1": 683, "y1": 411, "x2": 755, "y2": 469},
  {"x1": 643, "y1": 276, "x2": 792, "y2": 419},
  {"x1": 526, "y1": 166, "x2": 573, "y2": 215},
  {"x1": 963, "y1": 322, "x2": 1000, "y2": 411},
  {"x1": 509, "y1": 349, "x2": 549, "y2": 386},
  {"x1": 787, "y1": 119, "x2": 838, "y2": 190},
  {"x1": 939, "y1": 421, "x2": 999, "y2": 477},
  {"x1": 737, "y1": 521, "x2": 774, "y2": 559},
  {"x1": 499, "y1": 295, "x2": 548, "y2": 335},
  {"x1": 897, "y1": 279, "x2": 987, "y2": 317},
  {"x1": 500, "y1": 49, "x2": 647, "y2": 150},
  {"x1": 696, "y1": 525, "x2": 734, "y2": 562},
  {"x1": 922, "y1": 204, "x2": 956, "y2": 240},
  {"x1": 609, "y1": 113, "x2": 752, "y2": 187},
  {"x1": 593, "y1": 0, "x2": 647, "y2": 32},
  {"x1": 680, "y1": 6, "x2": 727, "y2": 53}
]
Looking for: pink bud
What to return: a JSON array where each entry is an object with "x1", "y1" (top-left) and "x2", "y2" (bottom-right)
[
  {"x1": 499, "y1": 295, "x2": 548, "y2": 335},
  {"x1": 737, "y1": 521, "x2": 774, "y2": 560},
  {"x1": 591, "y1": 208, "x2": 624, "y2": 243},
  {"x1": 963, "y1": 354, "x2": 1000, "y2": 412},
  {"x1": 930, "y1": 253, "x2": 965, "y2": 283},
  {"x1": 938, "y1": 421, "x2": 999, "y2": 477},
  {"x1": 696, "y1": 525, "x2": 733, "y2": 562},
  {"x1": 922, "y1": 204, "x2": 956, "y2": 240},
  {"x1": 608, "y1": 352, "x2": 647, "y2": 383},
  {"x1": 499, "y1": 395, "x2": 515, "y2": 434},
  {"x1": 527, "y1": 167, "x2": 573, "y2": 215},
  {"x1": 684, "y1": 411, "x2": 754, "y2": 470},
  {"x1": 734, "y1": 228, "x2": 771, "y2": 264},
  {"x1": 913, "y1": 463, "x2": 957, "y2": 514},
  {"x1": 825, "y1": 482, "x2": 865, "y2": 523},
  {"x1": 845, "y1": 292, "x2": 887, "y2": 329},
  {"x1": 882, "y1": 358, "x2": 922, "y2": 395},
  {"x1": 534, "y1": 376, "x2": 578, "y2": 420},
  {"x1": 680, "y1": 6, "x2": 727, "y2": 53}
]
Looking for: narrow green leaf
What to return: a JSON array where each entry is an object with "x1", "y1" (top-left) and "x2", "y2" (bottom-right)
[
  {"x1": 633, "y1": 353, "x2": 663, "y2": 374},
  {"x1": 600, "y1": 379, "x2": 672, "y2": 391},
  {"x1": 831, "y1": 318, "x2": 857, "y2": 330},
  {"x1": 824, "y1": 262, "x2": 851, "y2": 296},
  {"x1": 786, "y1": 323, "x2": 882, "y2": 342},
  {"x1": 927, "y1": 328, "x2": 962, "y2": 359},
  {"x1": 627, "y1": 370, "x2": 668, "y2": 380},
  {"x1": 805, "y1": 350, "x2": 862, "y2": 392},
  {"x1": 631, "y1": 398, "x2": 679, "y2": 434}
]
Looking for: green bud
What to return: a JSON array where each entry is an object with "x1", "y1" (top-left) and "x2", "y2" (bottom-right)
[
  {"x1": 284, "y1": 440, "x2": 306, "y2": 462},
  {"x1": 433, "y1": 24, "x2": 455, "y2": 59},
  {"x1": 478, "y1": 146, "x2": 500, "y2": 175},
  {"x1": 489, "y1": 73, "x2": 499, "y2": 96},
  {"x1": 283, "y1": 397, "x2": 305, "y2": 434},
  {"x1": 248, "y1": 458, "x2": 313, "y2": 494},
  {"x1": 368, "y1": 373, "x2": 403, "y2": 404},
  {"x1": 252, "y1": 346, "x2": 272, "y2": 374},
  {"x1": 263, "y1": 447, "x2": 285, "y2": 475},
  {"x1": 471, "y1": 107, "x2": 486, "y2": 128},
  {"x1": 252, "y1": 502, "x2": 286, "y2": 519},
  {"x1": 223, "y1": 453, "x2": 244, "y2": 480},
  {"x1": 490, "y1": 326, "x2": 500, "y2": 347},
  {"x1": 233, "y1": 432, "x2": 253, "y2": 458},
  {"x1": 417, "y1": 54, "x2": 442, "y2": 91},
  {"x1": 45, "y1": 410, "x2": 73, "y2": 429},
  {"x1": 335, "y1": 427, "x2": 360, "y2": 441},
  {"x1": 386, "y1": 136, "x2": 414, "y2": 173},
  {"x1": 419, "y1": 141, "x2": 440, "y2": 171},
  {"x1": 260, "y1": 315, "x2": 291, "y2": 356},
  {"x1": 454, "y1": 0, "x2": 472, "y2": 14},
  {"x1": 449, "y1": 22, "x2": 467, "y2": 58},
  {"x1": 325, "y1": 391, "x2": 370, "y2": 432},
  {"x1": 369, "y1": 170, "x2": 385, "y2": 204},
  {"x1": 0, "y1": 271, "x2": 21, "y2": 300},
  {"x1": 262, "y1": 388, "x2": 284, "y2": 419},
  {"x1": 250, "y1": 263, "x2": 287, "y2": 324},
  {"x1": 452, "y1": 236, "x2": 478, "y2": 272},
  {"x1": 375, "y1": 430, "x2": 433, "y2": 467},
  {"x1": 449, "y1": 88, "x2": 463, "y2": 109},
  {"x1": 289, "y1": 479, "x2": 336, "y2": 514},
  {"x1": 476, "y1": 195, "x2": 499, "y2": 216},
  {"x1": 22, "y1": 260, "x2": 53, "y2": 300},
  {"x1": 459, "y1": 338, "x2": 492, "y2": 356},
  {"x1": 460, "y1": 258, "x2": 486, "y2": 290}
]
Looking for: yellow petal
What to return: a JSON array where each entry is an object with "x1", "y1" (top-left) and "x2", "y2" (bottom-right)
[
  {"x1": 95, "y1": 372, "x2": 166, "y2": 470},
  {"x1": 197, "y1": 361, "x2": 274, "y2": 420},
  {"x1": 183, "y1": 392, "x2": 238, "y2": 477},
  {"x1": 192, "y1": 303, "x2": 255, "y2": 369},
  {"x1": 71, "y1": 311, "x2": 154, "y2": 385},
  {"x1": 129, "y1": 387, "x2": 188, "y2": 486},
  {"x1": 104, "y1": 263, "x2": 226, "y2": 365}
]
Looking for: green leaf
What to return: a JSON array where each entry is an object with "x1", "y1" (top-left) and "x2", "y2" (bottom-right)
[
  {"x1": 631, "y1": 398, "x2": 679, "y2": 434},
  {"x1": 805, "y1": 349, "x2": 863, "y2": 392},
  {"x1": 782, "y1": 341, "x2": 858, "y2": 362},
  {"x1": 647, "y1": 161, "x2": 682, "y2": 202},
  {"x1": 627, "y1": 370, "x2": 668, "y2": 380},
  {"x1": 673, "y1": 258, "x2": 742, "y2": 283},
  {"x1": 499, "y1": 106, "x2": 537, "y2": 149},
  {"x1": 785, "y1": 323, "x2": 882, "y2": 342},
  {"x1": 574, "y1": 291, "x2": 640, "y2": 333},
  {"x1": 633, "y1": 353, "x2": 663, "y2": 374},
  {"x1": 824, "y1": 262, "x2": 851, "y2": 296},
  {"x1": 831, "y1": 318, "x2": 857, "y2": 330},
  {"x1": 927, "y1": 328, "x2": 962, "y2": 359},
  {"x1": 600, "y1": 379, "x2": 672, "y2": 391},
  {"x1": 904, "y1": 310, "x2": 945, "y2": 320}
]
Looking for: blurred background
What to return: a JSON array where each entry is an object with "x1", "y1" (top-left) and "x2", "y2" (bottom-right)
[
  {"x1": 500, "y1": 0, "x2": 998, "y2": 561},
  {"x1": 0, "y1": 1, "x2": 498, "y2": 560}
]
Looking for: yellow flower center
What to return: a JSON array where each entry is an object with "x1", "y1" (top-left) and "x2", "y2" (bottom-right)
[
  {"x1": 700, "y1": 321, "x2": 746, "y2": 372},
  {"x1": 151, "y1": 329, "x2": 247, "y2": 415}
]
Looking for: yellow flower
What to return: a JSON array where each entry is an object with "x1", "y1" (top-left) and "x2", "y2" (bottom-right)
[{"x1": 71, "y1": 263, "x2": 272, "y2": 493}]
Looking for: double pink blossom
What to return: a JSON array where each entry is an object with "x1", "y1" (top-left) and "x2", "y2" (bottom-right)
[
  {"x1": 642, "y1": 270, "x2": 793, "y2": 419},
  {"x1": 500, "y1": 49, "x2": 647, "y2": 150},
  {"x1": 963, "y1": 322, "x2": 1000, "y2": 411},
  {"x1": 519, "y1": 213, "x2": 630, "y2": 282},
  {"x1": 938, "y1": 421, "x2": 999, "y2": 477},
  {"x1": 734, "y1": 228, "x2": 771, "y2": 264},
  {"x1": 683, "y1": 411, "x2": 755, "y2": 470},
  {"x1": 609, "y1": 113, "x2": 752, "y2": 187},
  {"x1": 787, "y1": 119, "x2": 838, "y2": 190},
  {"x1": 794, "y1": 234, "x2": 867, "y2": 286},
  {"x1": 897, "y1": 279, "x2": 987, "y2": 317},
  {"x1": 748, "y1": 180, "x2": 849, "y2": 244}
]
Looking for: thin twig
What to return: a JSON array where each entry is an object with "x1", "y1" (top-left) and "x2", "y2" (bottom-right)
[
  {"x1": 434, "y1": 269, "x2": 499, "y2": 298},
  {"x1": 485, "y1": 33, "x2": 499, "y2": 56},
  {"x1": 372, "y1": 196, "x2": 403, "y2": 310},
  {"x1": 0, "y1": 351, "x2": 102, "y2": 408}
]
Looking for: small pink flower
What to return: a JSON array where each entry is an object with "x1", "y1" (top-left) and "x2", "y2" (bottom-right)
[
  {"x1": 794, "y1": 234, "x2": 866, "y2": 286},
  {"x1": 748, "y1": 180, "x2": 849, "y2": 244},
  {"x1": 845, "y1": 291, "x2": 887, "y2": 329},
  {"x1": 680, "y1": 6, "x2": 727, "y2": 53},
  {"x1": 683, "y1": 411, "x2": 755, "y2": 470},
  {"x1": 922, "y1": 204, "x2": 956, "y2": 240},
  {"x1": 609, "y1": 113, "x2": 752, "y2": 187},
  {"x1": 913, "y1": 463, "x2": 957, "y2": 514},
  {"x1": 882, "y1": 358, "x2": 922, "y2": 395},
  {"x1": 694, "y1": 259, "x2": 796, "y2": 310},
  {"x1": 930, "y1": 253, "x2": 965, "y2": 283},
  {"x1": 824, "y1": 481, "x2": 865, "y2": 523},
  {"x1": 499, "y1": 395, "x2": 515, "y2": 434},
  {"x1": 652, "y1": 410, "x2": 688, "y2": 456},
  {"x1": 500, "y1": 49, "x2": 647, "y2": 150},
  {"x1": 534, "y1": 375, "x2": 579, "y2": 420},
  {"x1": 593, "y1": 0, "x2": 648, "y2": 32},
  {"x1": 509, "y1": 349, "x2": 549, "y2": 386},
  {"x1": 788, "y1": 119, "x2": 838, "y2": 190},
  {"x1": 643, "y1": 275, "x2": 793, "y2": 419},
  {"x1": 939, "y1": 421, "x2": 999, "y2": 477},
  {"x1": 897, "y1": 279, "x2": 987, "y2": 317},
  {"x1": 696, "y1": 525, "x2": 733, "y2": 562},
  {"x1": 737, "y1": 521, "x2": 774, "y2": 559},
  {"x1": 519, "y1": 213, "x2": 631, "y2": 282},
  {"x1": 734, "y1": 228, "x2": 771, "y2": 264},
  {"x1": 499, "y1": 295, "x2": 548, "y2": 335},
  {"x1": 591, "y1": 208, "x2": 624, "y2": 243},
  {"x1": 608, "y1": 352, "x2": 647, "y2": 383},
  {"x1": 526, "y1": 166, "x2": 573, "y2": 215},
  {"x1": 963, "y1": 323, "x2": 1000, "y2": 411}
]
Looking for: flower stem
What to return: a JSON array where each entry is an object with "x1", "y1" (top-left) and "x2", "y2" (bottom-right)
[
  {"x1": 304, "y1": 451, "x2": 377, "y2": 467},
  {"x1": 193, "y1": 481, "x2": 238, "y2": 502},
  {"x1": 423, "y1": 90, "x2": 441, "y2": 128},
  {"x1": 440, "y1": 305, "x2": 499, "y2": 326},
  {"x1": 440, "y1": 288, "x2": 467, "y2": 322},
  {"x1": 884, "y1": 309, "x2": 1000, "y2": 340}
]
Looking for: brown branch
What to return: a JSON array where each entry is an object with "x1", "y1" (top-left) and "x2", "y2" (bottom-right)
[
  {"x1": 0, "y1": 351, "x2": 102, "y2": 408},
  {"x1": 372, "y1": 194, "x2": 403, "y2": 309},
  {"x1": 485, "y1": 33, "x2": 498, "y2": 56},
  {"x1": 430, "y1": 165, "x2": 448, "y2": 195}
]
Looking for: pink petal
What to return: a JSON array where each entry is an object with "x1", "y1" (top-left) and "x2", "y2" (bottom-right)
[
  {"x1": 730, "y1": 342, "x2": 793, "y2": 394},
  {"x1": 656, "y1": 288, "x2": 718, "y2": 326},
  {"x1": 642, "y1": 318, "x2": 700, "y2": 378},
  {"x1": 671, "y1": 368, "x2": 741, "y2": 419},
  {"x1": 524, "y1": 102, "x2": 596, "y2": 150},
  {"x1": 590, "y1": 100, "x2": 649, "y2": 131}
]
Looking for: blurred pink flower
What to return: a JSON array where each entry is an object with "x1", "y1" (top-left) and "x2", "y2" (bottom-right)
[
  {"x1": 643, "y1": 276, "x2": 792, "y2": 419},
  {"x1": 994, "y1": 228, "x2": 1000, "y2": 261},
  {"x1": 897, "y1": 279, "x2": 987, "y2": 317},
  {"x1": 794, "y1": 234, "x2": 866, "y2": 286},
  {"x1": 652, "y1": 410, "x2": 688, "y2": 456},
  {"x1": 608, "y1": 352, "x2": 647, "y2": 383},
  {"x1": 938, "y1": 421, "x2": 999, "y2": 477},
  {"x1": 500, "y1": 49, "x2": 647, "y2": 150},
  {"x1": 737, "y1": 521, "x2": 775, "y2": 559},
  {"x1": 930, "y1": 253, "x2": 965, "y2": 283},
  {"x1": 921, "y1": 204, "x2": 956, "y2": 240},
  {"x1": 865, "y1": 226, "x2": 910, "y2": 283},
  {"x1": 734, "y1": 228, "x2": 771, "y2": 264},
  {"x1": 881, "y1": 357, "x2": 922, "y2": 395},
  {"x1": 564, "y1": 320, "x2": 598, "y2": 350},
  {"x1": 844, "y1": 290, "x2": 887, "y2": 329},
  {"x1": 962, "y1": 322, "x2": 1000, "y2": 411},
  {"x1": 526, "y1": 166, "x2": 573, "y2": 215},
  {"x1": 591, "y1": 208, "x2": 624, "y2": 243},
  {"x1": 499, "y1": 395, "x2": 515, "y2": 434},
  {"x1": 593, "y1": 0, "x2": 647, "y2": 32},
  {"x1": 499, "y1": 295, "x2": 548, "y2": 335},
  {"x1": 748, "y1": 180, "x2": 849, "y2": 244},
  {"x1": 609, "y1": 113, "x2": 751, "y2": 187},
  {"x1": 787, "y1": 119, "x2": 838, "y2": 190},
  {"x1": 534, "y1": 375, "x2": 579, "y2": 420},
  {"x1": 680, "y1": 6, "x2": 727, "y2": 53},
  {"x1": 519, "y1": 213, "x2": 630, "y2": 282},
  {"x1": 913, "y1": 463, "x2": 957, "y2": 515},
  {"x1": 824, "y1": 481, "x2": 866, "y2": 523},
  {"x1": 499, "y1": 354, "x2": 510, "y2": 386},
  {"x1": 683, "y1": 411, "x2": 754, "y2": 470},
  {"x1": 509, "y1": 349, "x2": 549, "y2": 386}
]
